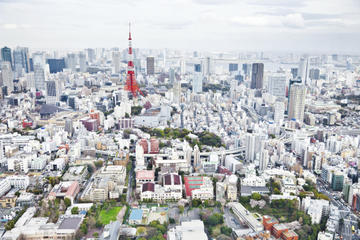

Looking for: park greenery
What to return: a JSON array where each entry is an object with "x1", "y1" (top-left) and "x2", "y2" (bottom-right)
[
  {"x1": 131, "y1": 106, "x2": 143, "y2": 115},
  {"x1": 140, "y1": 127, "x2": 223, "y2": 148},
  {"x1": 239, "y1": 195, "x2": 327, "y2": 240}
]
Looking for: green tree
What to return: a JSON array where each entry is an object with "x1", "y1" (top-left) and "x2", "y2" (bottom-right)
[
  {"x1": 71, "y1": 207, "x2": 79, "y2": 214},
  {"x1": 220, "y1": 226, "x2": 233, "y2": 236},
  {"x1": 251, "y1": 193, "x2": 262, "y2": 201},
  {"x1": 64, "y1": 198, "x2": 71, "y2": 208},
  {"x1": 274, "y1": 188, "x2": 281, "y2": 194},
  {"x1": 179, "y1": 206, "x2": 184, "y2": 214}
]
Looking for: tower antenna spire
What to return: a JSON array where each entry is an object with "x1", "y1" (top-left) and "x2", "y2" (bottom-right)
[{"x1": 124, "y1": 22, "x2": 143, "y2": 97}]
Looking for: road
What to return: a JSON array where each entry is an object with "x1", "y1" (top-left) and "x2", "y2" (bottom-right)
[
  {"x1": 317, "y1": 178, "x2": 358, "y2": 240},
  {"x1": 126, "y1": 158, "x2": 135, "y2": 203}
]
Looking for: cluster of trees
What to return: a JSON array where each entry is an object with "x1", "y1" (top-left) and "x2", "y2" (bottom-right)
[
  {"x1": 131, "y1": 106, "x2": 143, "y2": 115},
  {"x1": 301, "y1": 180, "x2": 330, "y2": 200},
  {"x1": 203, "y1": 84, "x2": 230, "y2": 93},
  {"x1": 5, "y1": 208, "x2": 27, "y2": 230},
  {"x1": 220, "y1": 226, "x2": 233, "y2": 236},
  {"x1": 267, "y1": 178, "x2": 281, "y2": 194},
  {"x1": 296, "y1": 216, "x2": 328, "y2": 240},
  {"x1": 197, "y1": 131, "x2": 223, "y2": 148},
  {"x1": 140, "y1": 127, "x2": 223, "y2": 148}
]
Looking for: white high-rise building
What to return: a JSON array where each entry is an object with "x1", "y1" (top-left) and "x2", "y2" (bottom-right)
[
  {"x1": 112, "y1": 51, "x2": 121, "y2": 74},
  {"x1": 192, "y1": 73, "x2": 203, "y2": 94},
  {"x1": 268, "y1": 74, "x2": 286, "y2": 98},
  {"x1": 288, "y1": 83, "x2": 306, "y2": 123},
  {"x1": 173, "y1": 80, "x2": 181, "y2": 105},
  {"x1": 298, "y1": 57, "x2": 309, "y2": 85},
  {"x1": 274, "y1": 101, "x2": 285, "y2": 124},
  {"x1": 259, "y1": 149, "x2": 269, "y2": 171},
  {"x1": 34, "y1": 64, "x2": 46, "y2": 91},
  {"x1": 0, "y1": 61, "x2": 14, "y2": 94},
  {"x1": 79, "y1": 52, "x2": 87, "y2": 72}
]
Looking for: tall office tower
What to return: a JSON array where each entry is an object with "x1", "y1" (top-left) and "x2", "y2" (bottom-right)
[
  {"x1": 169, "y1": 68, "x2": 175, "y2": 84},
  {"x1": 13, "y1": 47, "x2": 30, "y2": 77},
  {"x1": 274, "y1": 101, "x2": 285, "y2": 124},
  {"x1": 79, "y1": 52, "x2": 87, "y2": 72},
  {"x1": 112, "y1": 51, "x2": 121, "y2": 73},
  {"x1": 250, "y1": 63, "x2": 264, "y2": 89},
  {"x1": 192, "y1": 64, "x2": 203, "y2": 94},
  {"x1": 229, "y1": 63, "x2": 238, "y2": 72},
  {"x1": 180, "y1": 59, "x2": 186, "y2": 75},
  {"x1": 268, "y1": 74, "x2": 286, "y2": 98},
  {"x1": 259, "y1": 149, "x2": 269, "y2": 171},
  {"x1": 242, "y1": 63, "x2": 251, "y2": 77},
  {"x1": 124, "y1": 23, "x2": 143, "y2": 97},
  {"x1": 309, "y1": 68, "x2": 320, "y2": 80},
  {"x1": 288, "y1": 83, "x2": 306, "y2": 123},
  {"x1": 291, "y1": 68, "x2": 298, "y2": 79},
  {"x1": 203, "y1": 57, "x2": 211, "y2": 76},
  {"x1": 146, "y1": 57, "x2": 155, "y2": 75},
  {"x1": 86, "y1": 48, "x2": 96, "y2": 63},
  {"x1": 66, "y1": 53, "x2": 77, "y2": 72},
  {"x1": 173, "y1": 80, "x2": 181, "y2": 105},
  {"x1": 0, "y1": 62, "x2": 14, "y2": 95},
  {"x1": 298, "y1": 57, "x2": 309, "y2": 85},
  {"x1": 230, "y1": 80, "x2": 238, "y2": 100},
  {"x1": 65, "y1": 118, "x2": 73, "y2": 137},
  {"x1": 32, "y1": 52, "x2": 46, "y2": 66},
  {"x1": 245, "y1": 133, "x2": 256, "y2": 162},
  {"x1": 1, "y1": 47, "x2": 12, "y2": 67},
  {"x1": 47, "y1": 59, "x2": 65, "y2": 73},
  {"x1": 245, "y1": 133, "x2": 267, "y2": 163},
  {"x1": 46, "y1": 81, "x2": 57, "y2": 104},
  {"x1": 34, "y1": 64, "x2": 46, "y2": 91}
]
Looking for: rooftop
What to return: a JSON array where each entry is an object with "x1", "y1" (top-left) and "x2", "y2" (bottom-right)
[{"x1": 129, "y1": 209, "x2": 143, "y2": 221}]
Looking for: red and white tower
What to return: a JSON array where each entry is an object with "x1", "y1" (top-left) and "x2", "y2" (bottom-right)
[{"x1": 124, "y1": 23, "x2": 143, "y2": 97}]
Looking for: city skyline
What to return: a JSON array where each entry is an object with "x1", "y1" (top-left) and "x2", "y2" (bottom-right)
[{"x1": 0, "y1": 0, "x2": 360, "y2": 53}]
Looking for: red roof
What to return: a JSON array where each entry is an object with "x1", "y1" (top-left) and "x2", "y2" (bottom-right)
[
  {"x1": 184, "y1": 176, "x2": 203, "y2": 197},
  {"x1": 142, "y1": 182, "x2": 155, "y2": 192}
]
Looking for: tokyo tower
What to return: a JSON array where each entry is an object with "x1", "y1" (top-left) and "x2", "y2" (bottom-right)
[{"x1": 124, "y1": 23, "x2": 143, "y2": 97}]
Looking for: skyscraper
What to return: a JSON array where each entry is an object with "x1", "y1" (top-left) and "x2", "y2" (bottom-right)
[
  {"x1": 86, "y1": 48, "x2": 96, "y2": 63},
  {"x1": 169, "y1": 68, "x2": 175, "y2": 84},
  {"x1": 288, "y1": 83, "x2": 306, "y2": 123},
  {"x1": 13, "y1": 47, "x2": 30, "y2": 77},
  {"x1": 250, "y1": 63, "x2": 264, "y2": 89},
  {"x1": 1, "y1": 47, "x2": 12, "y2": 67},
  {"x1": 46, "y1": 80, "x2": 58, "y2": 104},
  {"x1": 34, "y1": 64, "x2": 46, "y2": 90},
  {"x1": 0, "y1": 62, "x2": 14, "y2": 95},
  {"x1": 112, "y1": 51, "x2": 121, "y2": 73},
  {"x1": 79, "y1": 52, "x2": 87, "y2": 72},
  {"x1": 146, "y1": 57, "x2": 155, "y2": 75},
  {"x1": 298, "y1": 57, "x2": 309, "y2": 85},
  {"x1": 229, "y1": 63, "x2": 238, "y2": 72},
  {"x1": 274, "y1": 101, "x2": 285, "y2": 124},
  {"x1": 66, "y1": 53, "x2": 77, "y2": 72},
  {"x1": 192, "y1": 64, "x2": 203, "y2": 94},
  {"x1": 268, "y1": 74, "x2": 287, "y2": 98},
  {"x1": 47, "y1": 59, "x2": 65, "y2": 73}
]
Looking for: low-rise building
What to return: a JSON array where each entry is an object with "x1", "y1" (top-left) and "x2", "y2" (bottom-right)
[
  {"x1": 184, "y1": 176, "x2": 213, "y2": 200},
  {"x1": 227, "y1": 202, "x2": 263, "y2": 232},
  {"x1": 167, "y1": 220, "x2": 207, "y2": 240}
]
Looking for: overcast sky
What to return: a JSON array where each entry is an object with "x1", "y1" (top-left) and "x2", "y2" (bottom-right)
[{"x1": 1, "y1": 0, "x2": 360, "y2": 53}]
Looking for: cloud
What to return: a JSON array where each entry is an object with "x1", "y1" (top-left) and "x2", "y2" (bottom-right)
[
  {"x1": 230, "y1": 13, "x2": 305, "y2": 28},
  {"x1": 248, "y1": 0, "x2": 306, "y2": 8},
  {"x1": 283, "y1": 13, "x2": 305, "y2": 28},
  {"x1": 193, "y1": 0, "x2": 236, "y2": 5},
  {"x1": 1, "y1": 23, "x2": 31, "y2": 29}
]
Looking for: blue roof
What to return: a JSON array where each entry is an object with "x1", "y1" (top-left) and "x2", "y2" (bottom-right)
[{"x1": 129, "y1": 209, "x2": 143, "y2": 221}]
